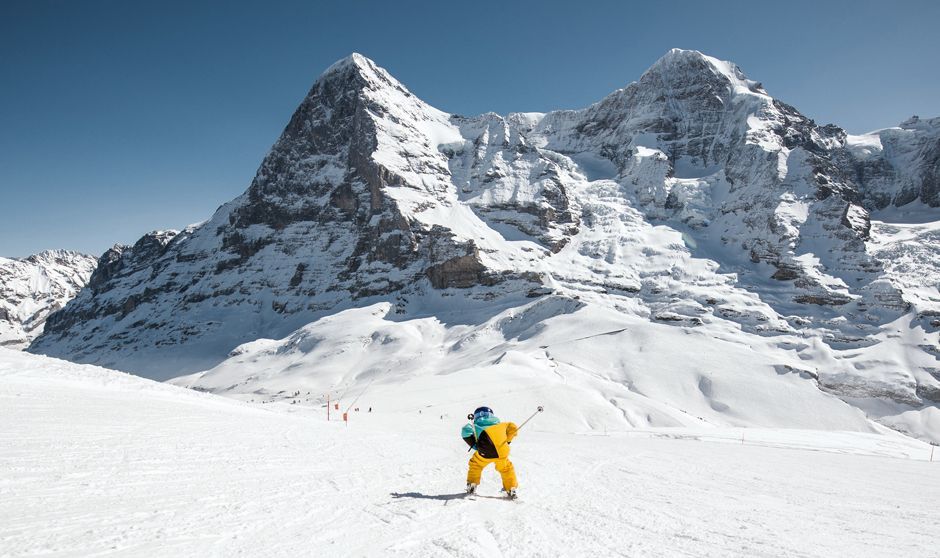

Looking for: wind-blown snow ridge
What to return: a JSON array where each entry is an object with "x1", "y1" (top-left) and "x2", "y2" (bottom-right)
[{"x1": 29, "y1": 50, "x2": 940, "y2": 441}]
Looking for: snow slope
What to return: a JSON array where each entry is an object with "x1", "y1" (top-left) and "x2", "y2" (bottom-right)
[
  {"x1": 173, "y1": 299, "x2": 883, "y2": 433},
  {"x1": 2, "y1": 349, "x2": 937, "y2": 557},
  {"x1": 174, "y1": 293, "x2": 940, "y2": 444}
]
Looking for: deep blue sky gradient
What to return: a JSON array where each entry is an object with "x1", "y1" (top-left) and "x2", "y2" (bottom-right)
[{"x1": 2, "y1": 0, "x2": 938, "y2": 257}]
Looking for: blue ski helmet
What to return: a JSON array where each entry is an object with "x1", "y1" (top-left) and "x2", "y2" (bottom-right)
[{"x1": 473, "y1": 406, "x2": 494, "y2": 420}]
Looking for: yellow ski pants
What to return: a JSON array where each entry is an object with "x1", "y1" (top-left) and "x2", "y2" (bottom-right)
[{"x1": 467, "y1": 452, "x2": 517, "y2": 490}]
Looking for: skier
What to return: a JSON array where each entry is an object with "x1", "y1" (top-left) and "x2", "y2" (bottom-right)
[{"x1": 461, "y1": 406, "x2": 519, "y2": 499}]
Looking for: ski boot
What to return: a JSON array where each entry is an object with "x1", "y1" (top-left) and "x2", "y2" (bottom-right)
[
  {"x1": 465, "y1": 482, "x2": 478, "y2": 495},
  {"x1": 504, "y1": 487, "x2": 517, "y2": 500}
]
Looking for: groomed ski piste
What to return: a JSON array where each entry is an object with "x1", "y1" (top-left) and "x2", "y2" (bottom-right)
[{"x1": 2, "y1": 348, "x2": 938, "y2": 557}]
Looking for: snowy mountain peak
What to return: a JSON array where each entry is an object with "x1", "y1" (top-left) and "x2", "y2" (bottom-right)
[
  {"x1": 641, "y1": 48, "x2": 768, "y2": 98},
  {"x1": 320, "y1": 52, "x2": 375, "y2": 77},
  {"x1": 28, "y1": 51, "x2": 940, "y2": 442},
  {"x1": 0, "y1": 250, "x2": 98, "y2": 349},
  {"x1": 24, "y1": 249, "x2": 91, "y2": 267},
  {"x1": 315, "y1": 52, "x2": 411, "y2": 99},
  {"x1": 647, "y1": 47, "x2": 712, "y2": 71}
]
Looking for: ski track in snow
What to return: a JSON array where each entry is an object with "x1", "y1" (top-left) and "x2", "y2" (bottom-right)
[{"x1": 2, "y1": 352, "x2": 938, "y2": 557}]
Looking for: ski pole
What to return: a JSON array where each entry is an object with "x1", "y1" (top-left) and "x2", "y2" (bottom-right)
[
  {"x1": 466, "y1": 413, "x2": 478, "y2": 453},
  {"x1": 498, "y1": 406, "x2": 543, "y2": 449},
  {"x1": 516, "y1": 406, "x2": 544, "y2": 433}
]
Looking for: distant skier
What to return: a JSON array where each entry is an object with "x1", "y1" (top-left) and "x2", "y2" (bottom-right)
[{"x1": 461, "y1": 406, "x2": 518, "y2": 499}]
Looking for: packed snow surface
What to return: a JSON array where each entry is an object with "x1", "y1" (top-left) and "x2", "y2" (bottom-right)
[{"x1": 2, "y1": 350, "x2": 938, "y2": 557}]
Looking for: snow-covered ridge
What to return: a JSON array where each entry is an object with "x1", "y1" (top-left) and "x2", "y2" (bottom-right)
[
  {"x1": 28, "y1": 50, "x2": 940, "y2": 442},
  {"x1": 0, "y1": 250, "x2": 97, "y2": 349}
]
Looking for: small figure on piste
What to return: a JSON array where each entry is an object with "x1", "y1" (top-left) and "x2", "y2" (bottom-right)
[{"x1": 461, "y1": 406, "x2": 518, "y2": 499}]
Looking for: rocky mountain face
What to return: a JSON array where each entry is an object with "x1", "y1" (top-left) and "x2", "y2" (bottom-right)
[
  {"x1": 0, "y1": 250, "x2": 98, "y2": 349},
  {"x1": 843, "y1": 115, "x2": 940, "y2": 209},
  {"x1": 31, "y1": 55, "x2": 552, "y2": 378},
  {"x1": 29, "y1": 50, "x2": 940, "y2": 437},
  {"x1": 532, "y1": 51, "x2": 893, "y2": 310}
]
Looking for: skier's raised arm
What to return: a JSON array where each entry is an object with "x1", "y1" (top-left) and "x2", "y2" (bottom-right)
[{"x1": 505, "y1": 422, "x2": 518, "y2": 444}]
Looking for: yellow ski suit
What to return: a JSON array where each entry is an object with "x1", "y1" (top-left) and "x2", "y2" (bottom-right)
[{"x1": 462, "y1": 420, "x2": 519, "y2": 490}]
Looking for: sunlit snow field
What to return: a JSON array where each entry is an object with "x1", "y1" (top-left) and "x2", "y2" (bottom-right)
[{"x1": 2, "y1": 349, "x2": 937, "y2": 557}]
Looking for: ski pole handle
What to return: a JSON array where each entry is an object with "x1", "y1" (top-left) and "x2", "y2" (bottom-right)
[{"x1": 466, "y1": 413, "x2": 478, "y2": 452}]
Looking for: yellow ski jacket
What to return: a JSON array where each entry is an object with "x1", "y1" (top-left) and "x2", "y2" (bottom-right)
[{"x1": 461, "y1": 417, "x2": 519, "y2": 459}]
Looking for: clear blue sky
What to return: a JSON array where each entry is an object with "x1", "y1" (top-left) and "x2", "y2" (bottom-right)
[{"x1": 2, "y1": 0, "x2": 938, "y2": 257}]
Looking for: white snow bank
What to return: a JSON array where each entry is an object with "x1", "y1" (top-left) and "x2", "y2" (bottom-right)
[
  {"x1": 172, "y1": 299, "x2": 886, "y2": 434},
  {"x1": 2, "y1": 349, "x2": 938, "y2": 557}
]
